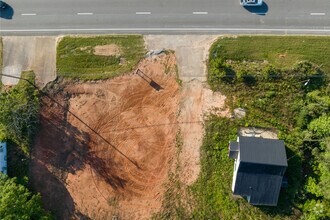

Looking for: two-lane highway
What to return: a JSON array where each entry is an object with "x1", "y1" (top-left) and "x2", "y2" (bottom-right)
[{"x1": 0, "y1": 0, "x2": 329, "y2": 35}]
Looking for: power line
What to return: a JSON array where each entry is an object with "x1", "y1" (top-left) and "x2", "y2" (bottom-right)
[{"x1": 0, "y1": 73, "x2": 140, "y2": 169}]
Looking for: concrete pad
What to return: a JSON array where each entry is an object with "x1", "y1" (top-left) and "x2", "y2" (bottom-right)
[
  {"x1": 144, "y1": 35, "x2": 218, "y2": 82},
  {"x1": 1, "y1": 36, "x2": 57, "y2": 88}
]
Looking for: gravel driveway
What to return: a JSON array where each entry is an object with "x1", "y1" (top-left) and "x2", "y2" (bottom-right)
[{"x1": 144, "y1": 35, "x2": 229, "y2": 185}]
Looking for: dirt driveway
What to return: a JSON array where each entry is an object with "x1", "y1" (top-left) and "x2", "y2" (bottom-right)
[
  {"x1": 1, "y1": 36, "x2": 57, "y2": 87},
  {"x1": 144, "y1": 35, "x2": 229, "y2": 185}
]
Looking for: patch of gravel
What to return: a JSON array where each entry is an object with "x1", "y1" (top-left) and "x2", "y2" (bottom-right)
[{"x1": 144, "y1": 35, "x2": 230, "y2": 185}]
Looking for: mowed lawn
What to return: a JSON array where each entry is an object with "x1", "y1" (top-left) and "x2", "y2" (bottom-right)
[
  {"x1": 57, "y1": 35, "x2": 146, "y2": 80},
  {"x1": 211, "y1": 36, "x2": 330, "y2": 74}
]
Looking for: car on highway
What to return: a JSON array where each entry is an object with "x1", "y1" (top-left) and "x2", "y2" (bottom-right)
[
  {"x1": 0, "y1": 1, "x2": 7, "y2": 10},
  {"x1": 240, "y1": 0, "x2": 263, "y2": 6}
]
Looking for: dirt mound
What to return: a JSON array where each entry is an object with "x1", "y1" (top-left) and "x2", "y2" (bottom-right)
[
  {"x1": 93, "y1": 44, "x2": 121, "y2": 56},
  {"x1": 31, "y1": 54, "x2": 179, "y2": 219}
]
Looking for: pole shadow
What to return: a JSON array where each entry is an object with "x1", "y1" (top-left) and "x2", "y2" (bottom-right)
[
  {"x1": 0, "y1": 2, "x2": 14, "y2": 19},
  {"x1": 135, "y1": 69, "x2": 163, "y2": 91},
  {"x1": 243, "y1": 2, "x2": 268, "y2": 15}
]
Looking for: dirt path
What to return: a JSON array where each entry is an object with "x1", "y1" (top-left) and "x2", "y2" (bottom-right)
[
  {"x1": 145, "y1": 35, "x2": 229, "y2": 185},
  {"x1": 1, "y1": 36, "x2": 57, "y2": 87}
]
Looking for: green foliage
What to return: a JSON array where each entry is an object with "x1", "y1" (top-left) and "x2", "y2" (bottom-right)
[
  {"x1": 208, "y1": 36, "x2": 330, "y2": 74},
  {"x1": 208, "y1": 58, "x2": 236, "y2": 89},
  {"x1": 301, "y1": 199, "x2": 330, "y2": 220},
  {"x1": 293, "y1": 61, "x2": 321, "y2": 80},
  {"x1": 318, "y1": 142, "x2": 330, "y2": 200},
  {"x1": 305, "y1": 177, "x2": 322, "y2": 197},
  {"x1": 57, "y1": 35, "x2": 146, "y2": 79},
  {"x1": 308, "y1": 115, "x2": 330, "y2": 138},
  {"x1": 262, "y1": 65, "x2": 282, "y2": 81},
  {"x1": 201, "y1": 36, "x2": 330, "y2": 219},
  {"x1": 190, "y1": 117, "x2": 279, "y2": 219},
  {"x1": 0, "y1": 174, "x2": 53, "y2": 220},
  {"x1": 0, "y1": 71, "x2": 39, "y2": 154}
]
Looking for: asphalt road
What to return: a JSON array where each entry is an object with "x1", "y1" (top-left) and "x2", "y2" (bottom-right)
[{"x1": 0, "y1": 0, "x2": 330, "y2": 35}]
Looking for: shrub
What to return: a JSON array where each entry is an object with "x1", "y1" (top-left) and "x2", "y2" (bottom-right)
[
  {"x1": 293, "y1": 61, "x2": 323, "y2": 80},
  {"x1": 208, "y1": 58, "x2": 235, "y2": 88},
  {"x1": 262, "y1": 65, "x2": 281, "y2": 81}
]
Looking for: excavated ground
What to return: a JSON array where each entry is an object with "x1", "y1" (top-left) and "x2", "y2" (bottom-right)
[{"x1": 31, "y1": 54, "x2": 180, "y2": 219}]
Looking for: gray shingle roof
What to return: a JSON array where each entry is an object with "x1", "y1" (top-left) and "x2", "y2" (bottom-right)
[
  {"x1": 233, "y1": 172, "x2": 283, "y2": 206},
  {"x1": 239, "y1": 136, "x2": 287, "y2": 167}
]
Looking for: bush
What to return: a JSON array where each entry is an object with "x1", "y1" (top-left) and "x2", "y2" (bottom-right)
[
  {"x1": 293, "y1": 61, "x2": 323, "y2": 81},
  {"x1": 208, "y1": 58, "x2": 235, "y2": 88},
  {"x1": 0, "y1": 174, "x2": 53, "y2": 219},
  {"x1": 236, "y1": 69, "x2": 256, "y2": 85},
  {"x1": 0, "y1": 71, "x2": 39, "y2": 154},
  {"x1": 262, "y1": 65, "x2": 281, "y2": 81}
]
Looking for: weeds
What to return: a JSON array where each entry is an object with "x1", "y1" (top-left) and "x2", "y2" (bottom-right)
[{"x1": 57, "y1": 35, "x2": 146, "y2": 80}]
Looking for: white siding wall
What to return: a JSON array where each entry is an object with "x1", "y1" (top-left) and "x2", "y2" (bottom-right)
[{"x1": 232, "y1": 151, "x2": 240, "y2": 192}]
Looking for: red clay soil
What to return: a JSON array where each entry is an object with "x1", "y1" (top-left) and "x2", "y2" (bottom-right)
[{"x1": 30, "y1": 54, "x2": 180, "y2": 219}]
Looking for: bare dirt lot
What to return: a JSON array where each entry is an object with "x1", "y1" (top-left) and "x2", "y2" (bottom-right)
[{"x1": 31, "y1": 53, "x2": 180, "y2": 219}]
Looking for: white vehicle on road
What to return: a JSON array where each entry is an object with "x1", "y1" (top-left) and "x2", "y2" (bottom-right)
[{"x1": 240, "y1": 0, "x2": 263, "y2": 6}]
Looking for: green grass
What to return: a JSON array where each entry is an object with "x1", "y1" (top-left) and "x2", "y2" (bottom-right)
[
  {"x1": 191, "y1": 117, "x2": 288, "y2": 220},
  {"x1": 210, "y1": 36, "x2": 330, "y2": 74},
  {"x1": 187, "y1": 36, "x2": 330, "y2": 219},
  {"x1": 57, "y1": 35, "x2": 146, "y2": 80}
]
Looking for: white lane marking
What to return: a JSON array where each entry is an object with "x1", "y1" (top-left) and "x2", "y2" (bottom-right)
[
  {"x1": 252, "y1": 12, "x2": 267, "y2": 15},
  {"x1": 310, "y1": 13, "x2": 325, "y2": 16},
  {"x1": 193, "y1": 12, "x2": 208, "y2": 15},
  {"x1": 21, "y1": 13, "x2": 36, "y2": 16},
  {"x1": 1, "y1": 28, "x2": 330, "y2": 33},
  {"x1": 136, "y1": 12, "x2": 151, "y2": 15},
  {"x1": 77, "y1": 13, "x2": 93, "y2": 15}
]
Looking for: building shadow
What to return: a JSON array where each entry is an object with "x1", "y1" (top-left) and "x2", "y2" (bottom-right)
[
  {"x1": 0, "y1": 2, "x2": 14, "y2": 19},
  {"x1": 257, "y1": 147, "x2": 302, "y2": 217},
  {"x1": 243, "y1": 2, "x2": 268, "y2": 15}
]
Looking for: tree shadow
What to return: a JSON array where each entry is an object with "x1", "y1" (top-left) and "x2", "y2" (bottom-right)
[
  {"x1": 243, "y1": 75, "x2": 257, "y2": 86},
  {"x1": 6, "y1": 140, "x2": 29, "y2": 186},
  {"x1": 257, "y1": 147, "x2": 302, "y2": 217},
  {"x1": 0, "y1": 2, "x2": 14, "y2": 19},
  {"x1": 30, "y1": 158, "x2": 75, "y2": 219},
  {"x1": 86, "y1": 153, "x2": 127, "y2": 190},
  {"x1": 243, "y1": 2, "x2": 269, "y2": 15},
  {"x1": 31, "y1": 93, "x2": 129, "y2": 218}
]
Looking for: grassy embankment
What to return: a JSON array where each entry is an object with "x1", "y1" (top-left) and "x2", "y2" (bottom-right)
[
  {"x1": 161, "y1": 36, "x2": 330, "y2": 220},
  {"x1": 194, "y1": 36, "x2": 330, "y2": 219},
  {"x1": 57, "y1": 35, "x2": 146, "y2": 80}
]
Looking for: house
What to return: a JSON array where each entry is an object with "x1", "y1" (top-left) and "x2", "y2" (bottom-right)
[
  {"x1": 229, "y1": 136, "x2": 287, "y2": 206},
  {"x1": 0, "y1": 141, "x2": 7, "y2": 174}
]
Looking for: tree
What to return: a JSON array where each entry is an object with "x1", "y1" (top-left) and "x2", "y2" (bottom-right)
[
  {"x1": 0, "y1": 71, "x2": 39, "y2": 153},
  {"x1": 0, "y1": 174, "x2": 53, "y2": 220}
]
